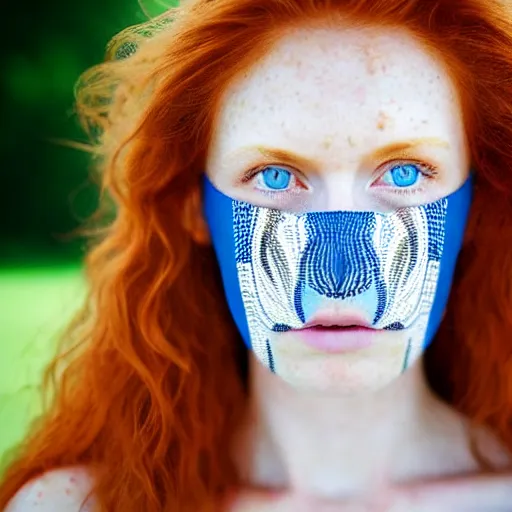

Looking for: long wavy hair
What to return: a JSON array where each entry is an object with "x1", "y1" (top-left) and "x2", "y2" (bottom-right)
[{"x1": 2, "y1": 0, "x2": 512, "y2": 510}]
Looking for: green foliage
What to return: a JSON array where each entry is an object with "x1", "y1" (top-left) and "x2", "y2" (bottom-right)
[{"x1": 1, "y1": 0, "x2": 174, "y2": 265}]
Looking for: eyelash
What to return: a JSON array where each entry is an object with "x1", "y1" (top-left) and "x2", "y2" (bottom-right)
[
  {"x1": 242, "y1": 160, "x2": 439, "y2": 198},
  {"x1": 373, "y1": 160, "x2": 438, "y2": 196},
  {"x1": 240, "y1": 167, "x2": 297, "y2": 195}
]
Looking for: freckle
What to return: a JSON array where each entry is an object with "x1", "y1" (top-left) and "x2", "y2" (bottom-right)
[
  {"x1": 65, "y1": 488, "x2": 71, "y2": 495},
  {"x1": 376, "y1": 110, "x2": 392, "y2": 131},
  {"x1": 323, "y1": 136, "x2": 333, "y2": 150},
  {"x1": 364, "y1": 46, "x2": 381, "y2": 75}
]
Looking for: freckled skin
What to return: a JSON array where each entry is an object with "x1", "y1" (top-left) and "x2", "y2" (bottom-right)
[
  {"x1": 362, "y1": 44, "x2": 384, "y2": 75},
  {"x1": 207, "y1": 23, "x2": 470, "y2": 393},
  {"x1": 5, "y1": 468, "x2": 94, "y2": 512},
  {"x1": 208, "y1": 25, "x2": 468, "y2": 211},
  {"x1": 347, "y1": 135, "x2": 357, "y2": 147},
  {"x1": 376, "y1": 110, "x2": 393, "y2": 131},
  {"x1": 322, "y1": 135, "x2": 333, "y2": 150}
]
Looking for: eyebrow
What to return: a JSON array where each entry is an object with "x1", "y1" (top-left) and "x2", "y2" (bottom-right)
[
  {"x1": 231, "y1": 137, "x2": 450, "y2": 169},
  {"x1": 252, "y1": 146, "x2": 318, "y2": 169},
  {"x1": 367, "y1": 138, "x2": 450, "y2": 161}
]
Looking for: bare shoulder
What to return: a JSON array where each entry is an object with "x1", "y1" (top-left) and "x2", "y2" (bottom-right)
[{"x1": 5, "y1": 467, "x2": 94, "y2": 512}]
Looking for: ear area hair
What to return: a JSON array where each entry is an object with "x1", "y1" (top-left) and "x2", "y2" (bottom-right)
[{"x1": 182, "y1": 183, "x2": 211, "y2": 245}]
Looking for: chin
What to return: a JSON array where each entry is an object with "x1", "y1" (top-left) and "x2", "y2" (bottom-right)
[{"x1": 262, "y1": 329, "x2": 420, "y2": 394}]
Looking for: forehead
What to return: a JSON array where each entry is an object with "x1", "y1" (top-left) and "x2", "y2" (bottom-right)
[{"x1": 209, "y1": 24, "x2": 462, "y2": 160}]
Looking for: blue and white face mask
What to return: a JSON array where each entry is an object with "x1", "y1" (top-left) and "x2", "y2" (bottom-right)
[{"x1": 203, "y1": 177, "x2": 472, "y2": 374}]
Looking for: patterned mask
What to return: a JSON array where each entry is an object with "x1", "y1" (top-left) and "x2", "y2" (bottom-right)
[{"x1": 203, "y1": 177, "x2": 472, "y2": 373}]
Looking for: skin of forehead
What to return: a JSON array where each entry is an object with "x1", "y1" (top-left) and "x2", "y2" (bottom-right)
[{"x1": 207, "y1": 23, "x2": 468, "y2": 177}]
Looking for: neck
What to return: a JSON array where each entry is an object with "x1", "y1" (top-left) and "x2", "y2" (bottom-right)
[{"x1": 236, "y1": 355, "x2": 457, "y2": 499}]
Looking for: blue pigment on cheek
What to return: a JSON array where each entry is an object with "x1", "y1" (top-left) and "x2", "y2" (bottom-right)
[
  {"x1": 203, "y1": 175, "x2": 473, "y2": 371},
  {"x1": 266, "y1": 340, "x2": 276, "y2": 373}
]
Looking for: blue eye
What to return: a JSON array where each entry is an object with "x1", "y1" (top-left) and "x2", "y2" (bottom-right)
[
  {"x1": 382, "y1": 164, "x2": 420, "y2": 188},
  {"x1": 259, "y1": 166, "x2": 292, "y2": 190}
]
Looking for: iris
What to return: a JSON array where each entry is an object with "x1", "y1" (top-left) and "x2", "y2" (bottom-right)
[
  {"x1": 260, "y1": 166, "x2": 292, "y2": 190},
  {"x1": 383, "y1": 164, "x2": 420, "y2": 188}
]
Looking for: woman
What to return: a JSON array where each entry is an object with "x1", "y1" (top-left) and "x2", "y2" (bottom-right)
[{"x1": 2, "y1": 0, "x2": 512, "y2": 510}]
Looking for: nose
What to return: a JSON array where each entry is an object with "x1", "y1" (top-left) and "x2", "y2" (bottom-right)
[
  {"x1": 294, "y1": 210, "x2": 386, "y2": 324},
  {"x1": 301, "y1": 211, "x2": 377, "y2": 298},
  {"x1": 308, "y1": 174, "x2": 368, "y2": 212}
]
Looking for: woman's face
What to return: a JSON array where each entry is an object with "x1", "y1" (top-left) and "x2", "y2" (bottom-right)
[{"x1": 206, "y1": 23, "x2": 470, "y2": 392}]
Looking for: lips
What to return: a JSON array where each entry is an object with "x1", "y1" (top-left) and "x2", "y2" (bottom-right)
[
  {"x1": 293, "y1": 311, "x2": 379, "y2": 353},
  {"x1": 302, "y1": 311, "x2": 374, "y2": 330}
]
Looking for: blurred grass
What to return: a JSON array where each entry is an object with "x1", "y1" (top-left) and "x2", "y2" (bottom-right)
[{"x1": 0, "y1": 265, "x2": 85, "y2": 470}]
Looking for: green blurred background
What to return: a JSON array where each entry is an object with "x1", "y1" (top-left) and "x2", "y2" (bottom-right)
[{"x1": 0, "y1": 0, "x2": 174, "y2": 473}]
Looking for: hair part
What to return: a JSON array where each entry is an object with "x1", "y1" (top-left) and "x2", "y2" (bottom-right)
[{"x1": 2, "y1": 0, "x2": 512, "y2": 510}]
